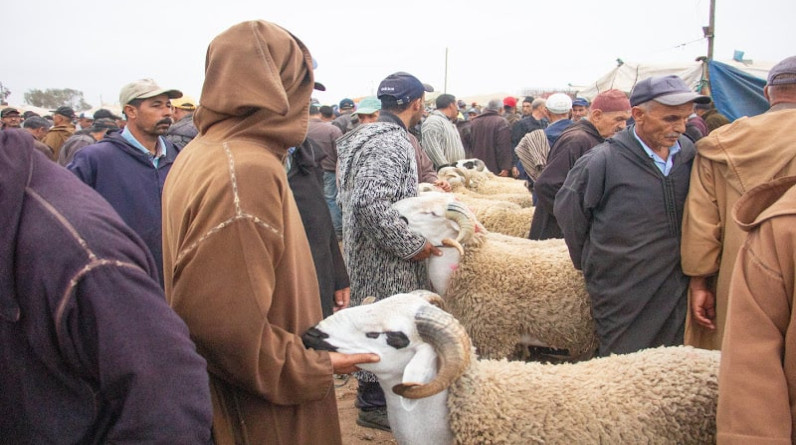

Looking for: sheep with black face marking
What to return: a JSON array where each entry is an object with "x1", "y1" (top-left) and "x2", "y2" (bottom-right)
[
  {"x1": 393, "y1": 192, "x2": 596, "y2": 359},
  {"x1": 303, "y1": 291, "x2": 720, "y2": 445}
]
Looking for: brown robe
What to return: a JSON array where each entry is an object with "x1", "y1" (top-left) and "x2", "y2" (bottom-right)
[
  {"x1": 717, "y1": 175, "x2": 796, "y2": 444},
  {"x1": 161, "y1": 21, "x2": 341, "y2": 445},
  {"x1": 682, "y1": 108, "x2": 796, "y2": 350}
]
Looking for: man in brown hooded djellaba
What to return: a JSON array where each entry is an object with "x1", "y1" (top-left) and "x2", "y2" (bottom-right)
[{"x1": 161, "y1": 20, "x2": 378, "y2": 445}]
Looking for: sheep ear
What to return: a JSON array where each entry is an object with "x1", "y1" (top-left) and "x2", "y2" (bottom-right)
[
  {"x1": 400, "y1": 343, "x2": 438, "y2": 387},
  {"x1": 361, "y1": 296, "x2": 377, "y2": 305},
  {"x1": 397, "y1": 344, "x2": 437, "y2": 410}
]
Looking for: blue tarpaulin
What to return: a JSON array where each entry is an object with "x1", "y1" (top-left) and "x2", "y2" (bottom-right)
[{"x1": 708, "y1": 60, "x2": 768, "y2": 121}]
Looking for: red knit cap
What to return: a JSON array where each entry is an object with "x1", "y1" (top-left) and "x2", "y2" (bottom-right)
[{"x1": 591, "y1": 89, "x2": 631, "y2": 113}]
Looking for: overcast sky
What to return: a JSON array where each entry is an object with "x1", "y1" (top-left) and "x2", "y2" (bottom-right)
[{"x1": 2, "y1": 0, "x2": 793, "y2": 109}]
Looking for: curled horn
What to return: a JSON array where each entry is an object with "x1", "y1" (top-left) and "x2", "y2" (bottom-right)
[
  {"x1": 445, "y1": 201, "x2": 476, "y2": 246},
  {"x1": 392, "y1": 305, "x2": 471, "y2": 399},
  {"x1": 409, "y1": 290, "x2": 446, "y2": 310},
  {"x1": 452, "y1": 167, "x2": 472, "y2": 187}
]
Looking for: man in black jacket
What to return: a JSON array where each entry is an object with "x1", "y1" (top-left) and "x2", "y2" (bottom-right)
[{"x1": 555, "y1": 76, "x2": 710, "y2": 356}]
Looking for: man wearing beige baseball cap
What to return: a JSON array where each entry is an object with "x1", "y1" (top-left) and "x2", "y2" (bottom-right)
[
  {"x1": 67, "y1": 79, "x2": 183, "y2": 287},
  {"x1": 165, "y1": 94, "x2": 198, "y2": 150}
]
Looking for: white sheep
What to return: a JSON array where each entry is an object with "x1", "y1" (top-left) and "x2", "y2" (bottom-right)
[
  {"x1": 418, "y1": 186, "x2": 533, "y2": 238},
  {"x1": 303, "y1": 291, "x2": 719, "y2": 445},
  {"x1": 393, "y1": 192, "x2": 596, "y2": 359},
  {"x1": 454, "y1": 196, "x2": 533, "y2": 238},
  {"x1": 438, "y1": 166, "x2": 532, "y2": 206}
]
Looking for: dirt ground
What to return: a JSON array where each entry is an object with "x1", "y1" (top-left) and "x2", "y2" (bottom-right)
[{"x1": 335, "y1": 376, "x2": 396, "y2": 445}]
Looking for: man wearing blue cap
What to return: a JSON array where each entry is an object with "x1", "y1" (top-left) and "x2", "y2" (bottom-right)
[
  {"x1": 555, "y1": 75, "x2": 709, "y2": 356},
  {"x1": 332, "y1": 98, "x2": 358, "y2": 134},
  {"x1": 336, "y1": 71, "x2": 439, "y2": 431},
  {"x1": 571, "y1": 97, "x2": 590, "y2": 122}
]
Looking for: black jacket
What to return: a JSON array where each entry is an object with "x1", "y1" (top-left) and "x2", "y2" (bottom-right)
[
  {"x1": 554, "y1": 126, "x2": 694, "y2": 356},
  {"x1": 287, "y1": 140, "x2": 350, "y2": 317},
  {"x1": 530, "y1": 120, "x2": 603, "y2": 240}
]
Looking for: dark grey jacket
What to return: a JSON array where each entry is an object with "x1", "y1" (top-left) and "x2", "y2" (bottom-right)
[
  {"x1": 164, "y1": 114, "x2": 198, "y2": 150},
  {"x1": 554, "y1": 126, "x2": 694, "y2": 356}
]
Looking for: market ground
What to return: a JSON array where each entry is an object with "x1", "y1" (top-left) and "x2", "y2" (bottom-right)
[{"x1": 335, "y1": 376, "x2": 396, "y2": 445}]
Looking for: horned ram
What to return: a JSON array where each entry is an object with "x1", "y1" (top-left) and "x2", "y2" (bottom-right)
[{"x1": 303, "y1": 291, "x2": 719, "y2": 445}]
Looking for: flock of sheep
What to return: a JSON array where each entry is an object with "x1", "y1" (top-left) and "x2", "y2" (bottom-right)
[{"x1": 304, "y1": 160, "x2": 720, "y2": 444}]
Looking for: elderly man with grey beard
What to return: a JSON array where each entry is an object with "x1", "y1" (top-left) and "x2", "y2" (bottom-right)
[
  {"x1": 421, "y1": 93, "x2": 466, "y2": 169},
  {"x1": 466, "y1": 98, "x2": 512, "y2": 176}
]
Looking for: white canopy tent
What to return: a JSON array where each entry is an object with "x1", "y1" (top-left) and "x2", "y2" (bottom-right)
[{"x1": 573, "y1": 59, "x2": 774, "y2": 100}]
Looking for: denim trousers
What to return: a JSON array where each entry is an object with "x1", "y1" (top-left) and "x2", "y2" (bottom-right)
[{"x1": 323, "y1": 171, "x2": 343, "y2": 240}]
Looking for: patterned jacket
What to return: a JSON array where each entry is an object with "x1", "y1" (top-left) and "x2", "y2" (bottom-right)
[{"x1": 336, "y1": 112, "x2": 429, "y2": 306}]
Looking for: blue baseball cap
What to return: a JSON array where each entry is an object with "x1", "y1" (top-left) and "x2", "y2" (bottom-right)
[
  {"x1": 377, "y1": 72, "x2": 434, "y2": 105},
  {"x1": 629, "y1": 75, "x2": 710, "y2": 107},
  {"x1": 572, "y1": 97, "x2": 590, "y2": 107},
  {"x1": 339, "y1": 98, "x2": 355, "y2": 110}
]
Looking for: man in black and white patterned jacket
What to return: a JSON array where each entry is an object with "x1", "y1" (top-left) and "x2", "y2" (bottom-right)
[{"x1": 336, "y1": 72, "x2": 440, "y2": 432}]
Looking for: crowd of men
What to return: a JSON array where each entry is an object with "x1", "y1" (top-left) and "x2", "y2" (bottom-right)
[{"x1": 1, "y1": 17, "x2": 795, "y2": 444}]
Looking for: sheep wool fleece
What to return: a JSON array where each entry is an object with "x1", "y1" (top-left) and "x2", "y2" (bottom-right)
[
  {"x1": 446, "y1": 234, "x2": 596, "y2": 359},
  {"x1": 448, "y1": 346, "x2": 719, "y2": 444}
]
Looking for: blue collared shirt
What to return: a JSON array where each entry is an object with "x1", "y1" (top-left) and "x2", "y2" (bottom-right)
[
  {"x1": 121, "y1": 127, "x2": 167, "y2": 167},
  {"x1": 633, "y1": 128, "x2": 680, "y2": 176}
]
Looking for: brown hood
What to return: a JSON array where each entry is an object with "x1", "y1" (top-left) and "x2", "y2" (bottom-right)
[
  {"x1": 733, "y1": 175, "x2": 796, "y2": 232},
  {"x1": 194, "y1": 20, "x2": 314, "y2": 156},
  {"x1": 695, "y1": 109, "x2": 796, "y2": 193}
]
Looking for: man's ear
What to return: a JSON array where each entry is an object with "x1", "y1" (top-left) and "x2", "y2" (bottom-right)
[
  {"x1": 590, "y1": 109, "x2": 602, "y2": 124},
  {"x1": 631, "y1": 106, "x2": 644, "y2": 124},
  {"x1": 123, "y1": 104, "x2": 137, "y2": 120}
]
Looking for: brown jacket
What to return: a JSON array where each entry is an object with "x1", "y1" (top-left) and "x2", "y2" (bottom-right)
[
  {"x1": 466, "y1": 110, "x2": 512, "y2": 174},
  {"x1": 681, "y1": 108, "x2": 796, "y2": 350},
  {"x1": 161, "y1": 21, "x2": 340, "y2": 445},
  {"x1": 717, "y1": 175, "x2": 796, "y2": 444},
  {"x1": 42, "y1": 123, "x2": 75, "y2": 160}
]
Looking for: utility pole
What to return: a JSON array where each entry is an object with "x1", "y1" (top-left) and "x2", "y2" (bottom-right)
[
  {"x1": 704, "y1": 0, "x2": 716, "y2": 60},
  {"x1": 698, "y1": 0, "x2": 717, "y2": 96}
]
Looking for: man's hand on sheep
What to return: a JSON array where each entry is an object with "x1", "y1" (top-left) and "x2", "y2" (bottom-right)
[
  {"x1": 328, "y1": 351, "x2": 380, "y2": 374},
  {"x1": 333, "y1": 287, "x2": 351, "y2": 313},
  {"x1": 497, "y1": 169, "x2": 510, "y2": 177},
  {"x1": 432, "y1": 178, "x2": 452, "y2": 192},
  {"x1": 410, "y1": 240, "x2": 443, "y2": 262}
]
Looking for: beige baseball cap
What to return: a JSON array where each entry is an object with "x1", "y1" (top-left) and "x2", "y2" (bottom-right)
[
  {"x1": 170, "y1": 95, "x2": 197, "y2": 111},
  {"x1": 119, "y1": 78, "x2": 182, "y2": 106}
]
